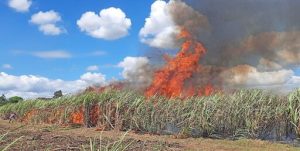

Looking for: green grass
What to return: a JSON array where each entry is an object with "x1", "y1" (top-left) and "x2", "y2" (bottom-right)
[{"x1": 1, "y1": 88, "x2": 300, "y2": 140}]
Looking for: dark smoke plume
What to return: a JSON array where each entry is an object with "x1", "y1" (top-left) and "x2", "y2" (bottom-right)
[
  {"x1": 170, "y1": 0, "x2": 300, "y2": 67},
  {"x1": 167, "y1": 0, "x2": 300, "y2": 89}
]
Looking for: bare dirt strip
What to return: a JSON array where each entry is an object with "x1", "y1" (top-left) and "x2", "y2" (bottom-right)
[{"x1": 0, "y1": 119, "x2": 299, "y2": 151}]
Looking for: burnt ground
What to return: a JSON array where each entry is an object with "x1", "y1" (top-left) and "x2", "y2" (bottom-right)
[{"x1": 0, "y1": 120, "x2": 299, "y2": 151}]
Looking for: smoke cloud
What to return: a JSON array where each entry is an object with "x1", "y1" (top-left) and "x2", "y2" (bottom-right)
[
  {"x1": 163, "y1": 0, "x2": 300, "y2": 90},
  {"x1": 118, "y1": 57, "x2": 153, "y2": 89}
]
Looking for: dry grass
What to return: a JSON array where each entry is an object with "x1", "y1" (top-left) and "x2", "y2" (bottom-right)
[{"x1": 1, "y1": 88, "x2": 300, "y2": 140}]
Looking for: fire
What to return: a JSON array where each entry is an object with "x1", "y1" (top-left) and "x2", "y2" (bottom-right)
[
  {"x1": 145, "y1": 28, "x2": 214, "y2": 98},
  {"x1": 70, "y1": 107, "x2": 84, "y2": 125}
]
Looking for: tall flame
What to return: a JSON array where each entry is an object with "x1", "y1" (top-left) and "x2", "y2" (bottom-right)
[{"x1": 145, "y1": 28, "x2": 214, "y2": 98}]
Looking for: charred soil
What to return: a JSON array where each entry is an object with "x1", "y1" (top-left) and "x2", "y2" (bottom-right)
[{"x1": 0, "y1": 120, "x2": 299, "y2": 151}]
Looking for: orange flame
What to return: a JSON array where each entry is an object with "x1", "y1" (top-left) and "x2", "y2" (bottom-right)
[
  {"x1": 145, "y1": 28, "x2": 214, "y2": 98},
  {"x1": 70, "y1": 107, "x2": 84, "y2": 125}
]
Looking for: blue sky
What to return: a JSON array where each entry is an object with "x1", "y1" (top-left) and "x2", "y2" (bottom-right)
[{"x1": 0, "y1": 0, "x2": 153, "y2": 80}]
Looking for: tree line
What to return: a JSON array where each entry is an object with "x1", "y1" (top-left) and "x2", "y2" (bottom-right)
[
  {"x1": 0, "y1": 94, "x2": 23, "y2": 106},
  {"x1": 0, "y1": 90, "x2": 63, "y2": 106}
]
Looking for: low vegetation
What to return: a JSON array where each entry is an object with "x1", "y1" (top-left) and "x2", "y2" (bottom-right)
[
  {"x1": 82, "y1": 132, "x2": 133, "y2": 151},
  {"x1": 1, "y1": 88, "x2": 300, "y2": 140},
  {"x1": 0, "y1": 95, "x2": 23, "y2": 106}
]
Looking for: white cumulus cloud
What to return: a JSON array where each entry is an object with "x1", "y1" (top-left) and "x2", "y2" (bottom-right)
[
  {"x1": 8, "y1": 0, "x2": 32, "y2": 12},
  {"x1": 77, "y1": 7, "x2": 132, "y2": 40},
  {"x1": 139, "y1": 0, "x2": 208, "y2": 49},
  {"x1": 221, "y1": 65, "x2": 300, "y2": 92},
  {"x1": 80, "y1": 72, "x2": 106, "y2": 85},
  {"x1": 139, "y1": 0, "x2": 178, "y2": 49},
  {"x1": 0, "y1": 72, "x2": 106, "y2": 98},
  {"x1": 30, "y1": 10, "x2": 65, "y2": 35},
  {"x1": 38, "y1": 24, "x2": 62, "y2": 35}
]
